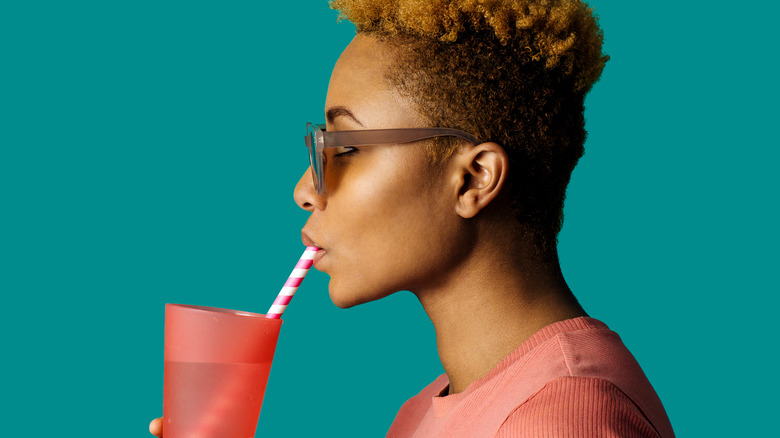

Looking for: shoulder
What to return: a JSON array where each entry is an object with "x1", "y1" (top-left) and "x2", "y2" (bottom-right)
[
  {"x1": 495, "y1": 377, "x2": 664, "y2": 438},
  {"x1": 387, "y1": 374, "x2": 448, "y2": 433}
]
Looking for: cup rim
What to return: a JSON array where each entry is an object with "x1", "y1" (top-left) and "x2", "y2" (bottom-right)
[{"x1": 167, "y1": 303, "x2": 268, "y2": 319}]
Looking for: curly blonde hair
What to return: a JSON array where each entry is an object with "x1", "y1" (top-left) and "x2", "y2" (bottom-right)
[{"x1": 330, "y1": 0, "x2": 609, "y2": 257}]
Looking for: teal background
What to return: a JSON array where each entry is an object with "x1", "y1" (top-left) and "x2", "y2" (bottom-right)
[{"x1": 1, "y1": 0, "x2": 777, "y2": 436}]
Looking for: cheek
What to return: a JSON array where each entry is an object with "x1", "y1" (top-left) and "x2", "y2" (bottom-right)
[
  {"x1": 341, "y1": 149, "x2": 438, "y2": 235},
  {"x1": 326, "y1": 150, "x2": 455, "y2": 300},
  {"x1": 333, "y1": 154, "x2": 421, "y2": 254}
]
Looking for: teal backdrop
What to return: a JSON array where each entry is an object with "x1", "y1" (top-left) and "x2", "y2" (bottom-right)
[{"x1": 2, "y1": 1, "x2": 777, "y2": 436}]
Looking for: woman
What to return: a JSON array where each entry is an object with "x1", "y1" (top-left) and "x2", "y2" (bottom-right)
[{"x1": 152, "y1": 0, "x2": 674, "y2": 436}]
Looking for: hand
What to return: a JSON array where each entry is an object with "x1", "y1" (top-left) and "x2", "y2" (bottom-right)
[{"x1": 149, "y1": 417, "x2": 163, "y2": 437}]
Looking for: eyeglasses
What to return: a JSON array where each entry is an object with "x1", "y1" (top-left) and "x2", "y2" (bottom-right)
[{"x1": 304, "y1": 122, "x2": 480, "y2": 194}]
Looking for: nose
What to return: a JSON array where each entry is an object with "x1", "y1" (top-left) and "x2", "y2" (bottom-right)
[{"x1": 294, "y1": 166, "x2": 326, "y2": 212}]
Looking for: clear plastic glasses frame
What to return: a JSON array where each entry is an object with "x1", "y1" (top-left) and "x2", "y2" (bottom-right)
[{"x1": 304, "y1": 122, "x2": 480, "y2": 194}]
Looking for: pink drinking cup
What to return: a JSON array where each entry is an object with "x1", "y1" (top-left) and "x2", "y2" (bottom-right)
[{"x1": 163, "y1": 304, "x2": 282, "y2": 438}]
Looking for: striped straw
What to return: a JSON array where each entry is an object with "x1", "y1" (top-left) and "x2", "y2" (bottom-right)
[{"x1": 265, "y1": 246, "x2": 319, "y2": 319}]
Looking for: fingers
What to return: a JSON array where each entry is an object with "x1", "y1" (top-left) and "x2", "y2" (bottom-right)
[{"x1": 149, "y1": 417, "x2": 163, "y2": 437}]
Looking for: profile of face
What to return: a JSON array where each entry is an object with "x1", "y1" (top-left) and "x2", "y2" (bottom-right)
[{"x1": 293, "y1": 34, "x2": 472, "y2": 308}]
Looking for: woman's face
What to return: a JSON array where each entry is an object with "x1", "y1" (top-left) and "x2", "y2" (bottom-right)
[{"x1": 294, "y1": 34, "x2": 466, "y2": 308}]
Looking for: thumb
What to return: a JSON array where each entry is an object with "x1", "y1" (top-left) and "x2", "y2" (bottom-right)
[{"x1": 149, "y1": 417, "x2": 163, "y2": 437}]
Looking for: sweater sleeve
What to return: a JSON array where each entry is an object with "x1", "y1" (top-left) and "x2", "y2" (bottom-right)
[{"x1": 495, "y1": 377, "x2": 662, "y2": 438}]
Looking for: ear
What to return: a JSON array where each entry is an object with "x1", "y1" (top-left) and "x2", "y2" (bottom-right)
[{"x1": 451, "y1": 142, "x2": 509, "y2": 219}]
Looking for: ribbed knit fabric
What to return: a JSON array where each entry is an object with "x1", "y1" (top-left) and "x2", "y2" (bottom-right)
[{"x1": 386, "y1": 317, "x2": 674, "y2": 438}]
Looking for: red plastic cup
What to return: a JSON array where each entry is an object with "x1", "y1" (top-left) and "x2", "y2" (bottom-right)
[{"x1": 163, "y1": 304, "x2": 282, "y2": 438}]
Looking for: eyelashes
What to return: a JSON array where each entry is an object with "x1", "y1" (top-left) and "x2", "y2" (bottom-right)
[
  {"x1": 334, "y1": 146, "x2": 357, "y2": 156},
  {"x1": 323, "y1": 146, "x2": 358, "y2": 167}
]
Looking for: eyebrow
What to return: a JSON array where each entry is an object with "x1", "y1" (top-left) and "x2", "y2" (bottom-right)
[{"x1": 325, "y1": 106, "x2": 364, "y2": 127}]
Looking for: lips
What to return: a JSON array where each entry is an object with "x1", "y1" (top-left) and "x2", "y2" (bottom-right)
[
  {"x1": 311, "y1": 248, "x2": 326, "y2": 268},
  {"x1": 301, "y1": 230, "x2": 326, "y2": 269},
  {"x1": 301, "y1": 231, "x2": 321, "y2": 249}
]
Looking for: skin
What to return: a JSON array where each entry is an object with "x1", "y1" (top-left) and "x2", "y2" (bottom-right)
[{"x1": 149, "y1": 33, "x2": 586, "y2": 436}]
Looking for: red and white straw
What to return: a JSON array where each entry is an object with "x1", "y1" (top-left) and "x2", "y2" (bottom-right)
[{"x1": 265, "y1": 246, "x2": 319, "y2": 319}]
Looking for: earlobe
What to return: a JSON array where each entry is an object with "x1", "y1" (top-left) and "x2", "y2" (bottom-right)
[{"x1": 453, "y1": 142, "x2": 508, "y2": 219}]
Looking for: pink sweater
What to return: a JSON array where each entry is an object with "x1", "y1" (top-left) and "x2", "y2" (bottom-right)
[{"x1": 386, "y1": 317, "x2": 674, "y2": 437}]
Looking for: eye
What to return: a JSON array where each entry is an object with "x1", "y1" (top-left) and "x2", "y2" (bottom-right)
[{"x1": 334, "y1": 146, "x2": 357, "y2": 156}]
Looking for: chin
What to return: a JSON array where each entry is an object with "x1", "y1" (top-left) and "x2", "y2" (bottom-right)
[
  {"x1": 328, "y1": 291, "x2": 360, "y2": 309},
  {"x1": 327, "y1": 280, "x2": 396, "y2": 309}
]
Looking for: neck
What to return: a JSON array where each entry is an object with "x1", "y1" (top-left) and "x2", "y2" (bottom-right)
[{"x1": 413, "y1": 244, "x2": 586, "y2": 395}]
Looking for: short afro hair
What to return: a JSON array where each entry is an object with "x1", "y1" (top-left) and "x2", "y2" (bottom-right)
[{"x1": 330, "y1": 0, "x2": 609, "y2": 258}]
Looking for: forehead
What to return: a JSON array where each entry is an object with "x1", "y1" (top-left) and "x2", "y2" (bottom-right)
[{"x1": 325, "y1": 34, "x2": 423, "y2": 129}]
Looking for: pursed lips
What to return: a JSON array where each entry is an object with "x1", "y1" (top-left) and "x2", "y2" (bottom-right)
[{"x1": 301, "y1": 231, "x2": 327, "y2": 268}]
